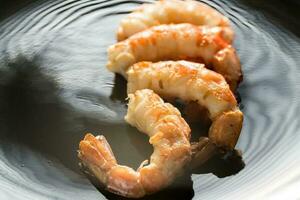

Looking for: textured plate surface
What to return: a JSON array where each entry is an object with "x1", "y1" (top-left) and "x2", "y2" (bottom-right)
[{"x1": 0, "y1": 0, "x2": 300, "y2": 199}]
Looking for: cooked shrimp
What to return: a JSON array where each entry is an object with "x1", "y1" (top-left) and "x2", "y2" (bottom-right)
[
  {"x1": 127, "y1": 61, "x2": 243, "y2": 149},
  {"x1": 78, "y1": 89, "x2": 191, "y2": 198},
  {"x1": 117, "y1": 0, "x2": 232, "y2": 41},
  {"x1": 107, "y1": 24, "x2": 242, "y2": 91}
]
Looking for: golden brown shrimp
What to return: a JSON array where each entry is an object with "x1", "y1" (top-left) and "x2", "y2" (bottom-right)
[
  {"x1": 127, "y1": 61, "x2": 243, "y2": 149},
  {"x1": 78, "y1": 89, "x2": 191, "y2": 198},
  {"x1": 107, "y1": 24, "x2": 242, "y2": 91},
  {"x1": 117, "y1": 0, "x2": 232, "y2": 41}
]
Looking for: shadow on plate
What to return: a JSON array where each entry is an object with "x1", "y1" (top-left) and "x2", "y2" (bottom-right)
[
  {"x1": 0, "y1": 57, "x2": 245, "y2": 200},
  {"x1": 0, "y1": 56, "x2": 85, "y2": 172},
  {"x1": 240, "y1": 0, "x2": 300, "y2": 37}
]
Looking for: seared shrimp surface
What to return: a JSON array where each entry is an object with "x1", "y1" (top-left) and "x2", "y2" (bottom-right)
[
  {"x1": 127, "y1": 61, "x2": 243, "y2": 149},
  {"x1": 107, "y1": 24, "x2": 241, "y2": 91},
  {"x1": 117, "y1": 0, "x2": 231, "y2": 41},
  {"x1": 78, "y1": 89, "x2": 191, "y2": 198}
]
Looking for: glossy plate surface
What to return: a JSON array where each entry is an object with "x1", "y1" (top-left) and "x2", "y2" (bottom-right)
[{"x1": 0, "y1": 0, "x2": 300, "y2": 199}]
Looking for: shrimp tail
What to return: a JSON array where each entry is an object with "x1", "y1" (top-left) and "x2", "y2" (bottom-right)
[
  {"x1": 78, "y1": 134, "x2": 146, "y2": 198},
  {"x1": 190, "y1": 137, "x2": 217, "y2": 170},
  {"x1": 208, "y1": 110, "x2": 244, "y2": 149},
  {"x1": 78, "y1": 134, "x2": 116, "y2": 184}
]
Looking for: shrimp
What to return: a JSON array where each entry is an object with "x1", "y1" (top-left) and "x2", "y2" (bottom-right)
[
  {"x1": 117, "y1": 0, "x2": 232, "y2": 41},
  {"x1": 107, "y1": 24, "x2": 242, "y2": 91},
  {"x1": 78, "y1": 89, "x2": 191, "y2": 198},
  {"x1": 127, "y1": 61, "x2": 243, "y2": 149}
]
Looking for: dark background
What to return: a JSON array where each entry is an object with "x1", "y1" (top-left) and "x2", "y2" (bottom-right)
[
  {"x1": 1, "y1": 0, "x2": 300, "y2": 36},
  {"x1": 0, "y1": 0, "x2": 39, "y2": 20}
]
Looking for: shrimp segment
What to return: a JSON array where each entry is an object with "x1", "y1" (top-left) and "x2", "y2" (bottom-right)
[
  {"x1": 212, "y1": 46, "x2": 242, "y2": 91},
  {"x1": 107, "y1": 24, "x2": 242, "y2": 91},
  {"x1": 127, "y1": 61, "x2": 243, "y2": 149},
  {"x1": 78, "y1": 89, "x2": 191, "y2": 198},
  {"x1": 117, "y1": 0, "x2": 232, "y2": 41}
]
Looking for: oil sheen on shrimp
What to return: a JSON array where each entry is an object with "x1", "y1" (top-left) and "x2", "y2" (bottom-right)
[
  {"x1": 78, "y1": 89, "x2": 191, "y2": 198},
  {"x1": 127, "y1": 61, "x2": 243, "y2": 149},
  {"x1": 107, "y1": 23, "x2": 242, "y2": 91},
  {"x1": 117, "y1": 0, "x2": 232, "y2": 41}
]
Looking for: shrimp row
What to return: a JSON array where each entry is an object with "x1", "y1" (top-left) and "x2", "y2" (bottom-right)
[
  {"x1": 117, "y1": 0, "x2": 232, "y2": 41},
  {"x1": 127, "y1": 61, "x2": 243, "y2": 149},
  {"x1": 108, "y1": 23, "x2": 241, "y2": 91},
  {"x1": 78, "y1": 89, "x2": 191, "y2": 198},
  {"x1": 78, "y1": 1, "x2": 244, "y2": 198}
]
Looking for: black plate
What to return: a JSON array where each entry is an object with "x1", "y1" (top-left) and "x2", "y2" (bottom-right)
[{"x1": 1, "y1": 0, "x2": 300, "y2": 199}]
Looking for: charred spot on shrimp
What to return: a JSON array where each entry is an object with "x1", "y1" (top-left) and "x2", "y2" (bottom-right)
[{"x1": 159, "y1": 80, "x2": 164, "y2": 89}]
